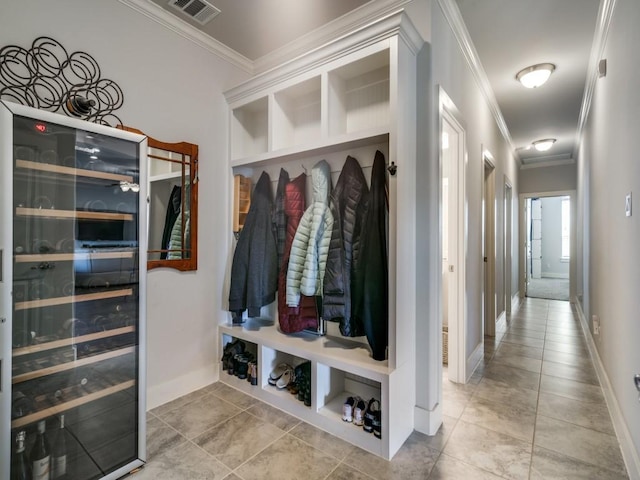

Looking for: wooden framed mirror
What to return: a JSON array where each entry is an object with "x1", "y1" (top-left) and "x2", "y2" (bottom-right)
[{"x1": 118, "y1": 126, "x2": 198, "y2": 271}]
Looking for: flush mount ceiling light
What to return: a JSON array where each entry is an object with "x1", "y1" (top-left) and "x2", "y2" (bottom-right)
[
  {"x1": 516, "y1": 63, "x2": 556, "y2": 88},
  {"x1": 532, "y1": 138, "x2": 556, "y2": 152}
]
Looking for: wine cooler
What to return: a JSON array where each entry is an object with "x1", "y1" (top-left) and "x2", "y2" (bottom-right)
[{"x1": 0, "y1": 101, "x2": 147, "y2": 480}]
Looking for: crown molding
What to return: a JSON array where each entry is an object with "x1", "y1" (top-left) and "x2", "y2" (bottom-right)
[
  {"x1": 574, "y1": 0, "x2": 617, "y2": 158},
  {"x1": 436, "y1": 0, "x2": 520, "y2": 166},
  {"x1": 225, "y1": 10, "x2": 424, "y2": 105},
  {"x1": 118, "y1": 0, "x2": 253, "y2": 73},
  {"x1": 520, "y1": 157, "x2": 575, "y2": 170},
  {"x1": 254, "y1": 0, "x2": 412, "y2": 74}
]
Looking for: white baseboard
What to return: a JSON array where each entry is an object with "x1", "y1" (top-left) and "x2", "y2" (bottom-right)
[
  {"x1": 496, "y1": 311, "x2": 507, "y2": 333},
  {"x1": 466, "y1": 342, "x2": 484, "y2": 383},
  {"x1": 511, "y1": 292, "x2": 521, "y2": 312},
  {"x1": 414, "y1": 402, "x2": 443, "y2": 436},
  {"x1": 541, "y1": 272, "x2": 569, "y2": 279},
  {"x1": 574, "y1": 298, "x2": 640, "y2": 479},
  {"x1": 147, "y1": 364, "x2": 218, "y2": 410}
]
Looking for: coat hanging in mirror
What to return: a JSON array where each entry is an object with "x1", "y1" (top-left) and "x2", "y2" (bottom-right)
[{"x1": 0, "y1": 36, "x2": 124, "y2": 126}]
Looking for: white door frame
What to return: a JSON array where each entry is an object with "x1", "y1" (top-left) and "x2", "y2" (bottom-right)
[
  {"x1": 482, "y1": 149, "x2": 496, "y2": 337},
  {"x1": 519, "y1": 190, "x2": 577, "y2": 302},
  {"x1": 504, "y1": 178, "x2": 513, "y2": 314},
  {"x1": 439, "y1": 88, "x2": 467, "y2": 384}
]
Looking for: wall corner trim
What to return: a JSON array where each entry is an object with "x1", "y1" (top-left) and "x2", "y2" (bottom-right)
[{"x1": 575, "y1": 299, "x2": 640, "y2": 479}]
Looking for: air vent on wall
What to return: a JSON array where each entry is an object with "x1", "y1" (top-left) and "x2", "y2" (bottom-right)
[{"x1": 169, "y1": 0, "x2": 221, "y2": 25}]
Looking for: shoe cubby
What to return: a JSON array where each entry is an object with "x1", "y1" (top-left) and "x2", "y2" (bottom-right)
[
  {"x1": 230, "y1": 97, "x2": 269, "y2": 160},
  {"x1": 220, "y1": 334, "x2": 259, "y2": 393},
  {"x1": 272, "y1": 76, "x2": 322, "y2": 151},
  {"x1": 327, "y1": 47, "x2": 390, "y2": 137},
  {"x1": 316, "y1": 364, "x2": 384, "y2": 454},
  {"x1": 261, "y1": 347, "x2": 312, "y2": 409}
]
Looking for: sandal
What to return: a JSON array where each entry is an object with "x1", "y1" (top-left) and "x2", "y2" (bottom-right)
[
  {"x1": 276, "y1": 366, "x2": 293, "y2": 389},
  {"x1": 363, "y1": 398, "x2": 380, "y2": 432},
  {"x1": 268, "y1": 363, "x2": 291, "y2": 386}
]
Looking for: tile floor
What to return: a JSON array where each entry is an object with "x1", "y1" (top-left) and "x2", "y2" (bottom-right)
[{"x1": 133, "y1": 298, "x2": 628, "y2": 479}]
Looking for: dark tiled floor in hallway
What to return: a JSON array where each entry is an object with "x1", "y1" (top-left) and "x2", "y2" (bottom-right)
[{"x1": 133, "y1": 298, "x2": 628, "y2": 479}]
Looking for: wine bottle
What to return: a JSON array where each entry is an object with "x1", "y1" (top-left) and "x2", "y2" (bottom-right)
[
  {"x1": 51, "y1": 415, "x2": 67, "y2": 479},
  {"x1": 30, "y1": 420, "x2": 51, "y2": 480},
  {"x1": 11, "y1": 430, "x2": 32, "y2": 480}
]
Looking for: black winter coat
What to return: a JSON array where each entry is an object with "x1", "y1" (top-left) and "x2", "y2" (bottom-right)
[
  {"x1": 323, "y1": 156, "x2": 368, "y2": 337},
  {"x1": 228, "y1": 172, "x2": 278, "y2": 318},
  {"x1": 352, "y1": 150, "x2": 388, "y2": 361}
]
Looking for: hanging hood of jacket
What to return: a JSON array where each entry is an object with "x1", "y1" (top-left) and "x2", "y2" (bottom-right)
[{"x1": 286, "y1": 160, "x2": 334, "y2": 307}]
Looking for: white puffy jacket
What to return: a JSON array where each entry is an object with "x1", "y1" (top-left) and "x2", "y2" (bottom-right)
[{"x1": 286, "y1": 160, "x2": 334, "y2": 307}]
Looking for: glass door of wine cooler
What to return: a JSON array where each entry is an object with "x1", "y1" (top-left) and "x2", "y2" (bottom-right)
[{"x1": 0, "y1": 102, "x2": 147, "y2": 480}]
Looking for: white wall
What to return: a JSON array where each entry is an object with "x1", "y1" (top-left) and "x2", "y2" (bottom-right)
[
  {"x1": 416, "y1": 0, "x2": 520, "y2": 420},
  {"x1": 540, "y1": 197, "x2": 569, "y2": 278},
  {"x1": 0, "y1": 0, "x2": 249, "y2": 409},
  {"x1": 577, "y1": 0, "x2": 640, "y2": 470},
  {"x1": 519, "y1": 163, "x2": 576, "y2": 194},
  {"x1": 431, "y1": 3, "x2": 519, "y2": 359}
]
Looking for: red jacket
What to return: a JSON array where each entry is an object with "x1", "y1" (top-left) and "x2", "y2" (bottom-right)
[{"x1": 278, "y1": 173, "x2": 319, "y2": 333}]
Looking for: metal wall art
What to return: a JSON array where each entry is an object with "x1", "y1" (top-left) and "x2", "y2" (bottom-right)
[{"x1": 0, "y1": 36, "x2": 124, "y2": 126}]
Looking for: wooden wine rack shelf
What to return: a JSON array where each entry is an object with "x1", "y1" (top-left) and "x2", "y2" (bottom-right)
[
  {"x1": 16, "y1": 159, "x2": 134, "y2": 183},
  {"x1": 12, "y1": 326, "x2": 136, "y2": 358},
  {"x1": 12, "y1": 346, "x2": 136, "y2": 384},
  {"x1": 14, "y1": 288, "x2": 134, "y2": 311},
  {"x1": 14, "y1": 251, "x2": 136, "y2": 263},
  {"x1": 11, "y1": 380, "x2": 136, "y2": 429},
  {"x1": 16, "y1": 207, "x2": 134, "y2": 222}
]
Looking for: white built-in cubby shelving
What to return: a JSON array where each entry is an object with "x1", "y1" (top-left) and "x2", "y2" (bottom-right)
[{"x1": 221, "y1": 12, "x2": 423, "y2": 460}]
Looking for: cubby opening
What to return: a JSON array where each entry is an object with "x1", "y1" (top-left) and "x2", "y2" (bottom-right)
[
  {"x1": 231, "y1": 97, "x2": 269, "y2": 159},
  {"x1": 261, "y1": 347, "x2": 311, "y2": 408},
  {"x1": 316, "y1": 365, "x2": 382, "y2": 442},
  {"x1": 220, "y1": 334, "x2": 258, "y2": 387},
  {"x1": 272, "y1": 76, "x2": 322, "y2": 150},
  {"x1": 327, "y1": 49, "x2": 390, "y2": 136}
]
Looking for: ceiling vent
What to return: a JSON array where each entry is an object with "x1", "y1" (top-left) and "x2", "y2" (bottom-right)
[{"x1": 169, "y1": 0, "x2": 221, "y2": 25}]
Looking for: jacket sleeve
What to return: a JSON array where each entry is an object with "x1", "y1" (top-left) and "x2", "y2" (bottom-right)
[{"x1": 287, "y1": 206, "x2": 312, "y2": 307}]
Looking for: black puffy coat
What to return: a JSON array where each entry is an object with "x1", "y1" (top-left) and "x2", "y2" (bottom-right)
[
  {"x1": 228, "y1": 172, "x2": 278, "y2": 318},
  {"x1": 323, "y1": 156, "x2": 368, "y2": 337}
]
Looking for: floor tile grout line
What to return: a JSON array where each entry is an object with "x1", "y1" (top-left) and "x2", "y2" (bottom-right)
[{"x1": 227, "y1": 428, "x2": 290, "y2": 475}]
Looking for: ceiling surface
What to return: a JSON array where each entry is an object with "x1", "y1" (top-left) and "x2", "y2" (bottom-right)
[
  {"x1": 455, "y1": 0, "x2": 600, "y2": 165},
  {"x1": 150, "y1": 0, "x2": 370, "y2": 61},
  {"x1": 149, "y1": 0, "x2": 602, "y2": 166}
]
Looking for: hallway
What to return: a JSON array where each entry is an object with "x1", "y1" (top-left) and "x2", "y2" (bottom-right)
[{"x1": 139, "y1": 297, "x2": 628, "y2": 479}]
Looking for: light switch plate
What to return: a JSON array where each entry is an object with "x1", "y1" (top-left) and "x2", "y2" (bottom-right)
[{"x1": 625, "y1": 192, "x2": 632, "y2": 217}]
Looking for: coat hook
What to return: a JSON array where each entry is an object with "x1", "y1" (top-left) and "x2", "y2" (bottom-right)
[
  {"x1": 387, "y1": 161, "x2": 397, "y2": 176},
  {"x1": 301, "y1": 164, "x2": 308, "y2": 174}
]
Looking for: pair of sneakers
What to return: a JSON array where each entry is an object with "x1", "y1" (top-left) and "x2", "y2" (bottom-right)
[{"x1": 342, "y1": 396, "x2": 367, "y2": 426}]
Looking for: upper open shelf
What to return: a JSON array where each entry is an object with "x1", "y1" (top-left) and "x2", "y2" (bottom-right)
[{"x1": 229, "y1": 46, "x2": 391, "y2": 165}]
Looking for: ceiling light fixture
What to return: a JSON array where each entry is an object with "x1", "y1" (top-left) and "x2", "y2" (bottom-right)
[
  {"x1": 516, "y1": 63, "x2": 556, "y2": 88},
  {"x1": 532, "y1": 138, "x2": 556, "y2": 152}
]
